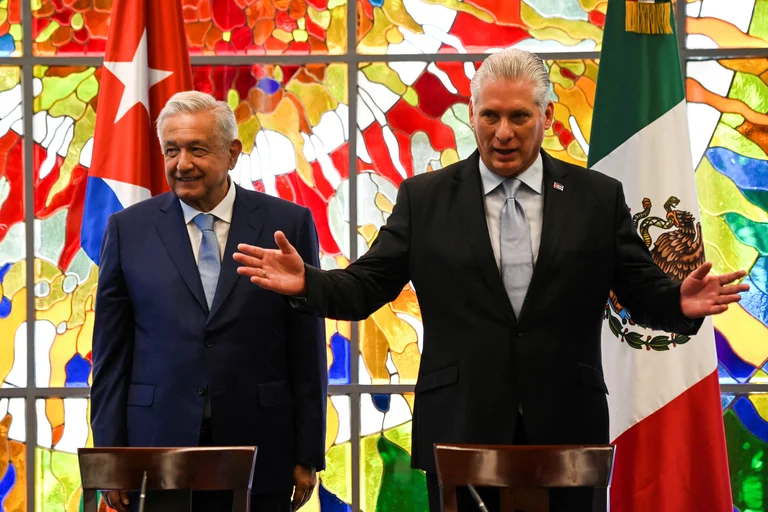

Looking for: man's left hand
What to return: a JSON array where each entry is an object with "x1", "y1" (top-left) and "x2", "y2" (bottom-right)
[
  {"x1": 291, "y1": 464, "x2": 316, "y2": 511},
  {"x1": 680, "y1": 262, "x2": 750, "y2": 318}
]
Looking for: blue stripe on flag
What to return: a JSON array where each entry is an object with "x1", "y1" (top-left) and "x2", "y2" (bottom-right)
[{"x1": 81, "y1": 176, "x2": 123, "y2": 265}]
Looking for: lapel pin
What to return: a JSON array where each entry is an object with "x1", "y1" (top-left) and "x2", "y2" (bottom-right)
[{"x1": 553, "y1": 182, "x2": 565, "y2": 191}]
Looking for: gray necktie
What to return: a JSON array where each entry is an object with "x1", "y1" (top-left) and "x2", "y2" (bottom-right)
[
  {"x1": 500, "y1": 178, "x2": 534, "y2": 317},
  {"x1": 193, "y1": 213, "x2": 220, "y2": 309}
]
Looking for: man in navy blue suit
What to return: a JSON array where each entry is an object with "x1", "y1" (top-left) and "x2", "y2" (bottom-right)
[{"x1": 91, "y1": 91, "x2": 327, "y2": 512}]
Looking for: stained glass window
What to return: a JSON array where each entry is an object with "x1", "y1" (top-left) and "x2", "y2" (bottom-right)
[
  {"x1": 1, "y1": 1, "x2": 766, "y2": 511},
  {"x1": 357, "y1": 0, "x2": 605, "y2": 55},
  {"x1": 32, "y1": 65, "x2": 98, "y2": 389},
  {"x1": 0, "y1": 66, "x2": 25, "y2": 389},
  {"x1": 0, "y1": 0, "x2": 21, "y2": 56},
  {"x1": 360, "y1": 393, "x2": 425, "y2": 512},
  {"x1": 316, "y1": 395, "x2": 352, "y2": 511},
  {"x1": 0, "y1": 398, "x2": 26, "y2": 512},
  {"x1": 687, "y1": 59, "x2": 768, "y2": 390},
  {"x1": 31, "y1": 0, "x2": 347, "y2": 56},
  {"x1": 723, "y1": 393, "x2": 768, "y2": 512},
  {"x1": 686, "y1": 0, "x2": 768, "y2": 49},
  {"x1": 356, "y1": 59, "x2": 596, "y2": 384},
  {"x1": 36, "y1": 397, "x2": 91, "y2": 511},
  {"x1": 687, "y1": 57, "x2": 768, "y2": 509}
]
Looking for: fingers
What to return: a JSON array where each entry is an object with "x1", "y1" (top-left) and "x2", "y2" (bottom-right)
[
  {"x1": 291, "y1": 488, "x2": 304, "y2": 511},
  {"x1": 709, "y1": 304, "x2": 729, "y2": 315},
  {"x1": 233, "y1": 244, "x2": 265, "y2": 270},
  {"x1": 235, "y1": 259, "x2": 264, "y2": 276},
  {"x1": 689, "y1": 261, "x2": 713, "y2": 280},
  {"x1": 721, "y1": 283, "x2": 750, "y2": 295},
  {"x1": 121, "y1": 491, "x2": 131, "y2": 508},
  {"x1": 236, "y1": 243, "x2": 266, "y2": 258},
  {"x1": 716, "y1": 294, "x2": 743, "y2": 305},
  {"x1": 104, "y1": 491, "x2": 130, "y2": 512},
  {"x1": 718, "y1": 270, "x2": 748, "y2": 285},
  {"x1": 275, "y1": 231, "x2": 297, "y2": 255},
  {"x1": 300, "y1": 484, "x2": 314, "y2": 508},
  {"x1": 291, "y1": 484, "x2": 313, "y2": 511}
]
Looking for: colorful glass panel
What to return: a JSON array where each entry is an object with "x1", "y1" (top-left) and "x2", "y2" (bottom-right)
[
  {"x1": 723, "y1": 393, "x2": 768, "y2": 512},
  {"x1": 687, "y1": 0, "x2": 768, "y2": 49},
  {"x1": 31, "y1": 0, "x2": 346, "y2": 56},
  {"x1": 360, "y1": 393, "x2": 425, "y2": 512},
  {"x1": 0, "y1": 398, "x2": 26, "y2": 512},
  {"x1": 687, "y1": 59, "x2": 768, "y2": 385},
  {"x1": 0, "y1": 66, "x2": 25, "y2": 389},
  {"x1": 357, "y1": 0, "x2": 605, "y2": 55}
]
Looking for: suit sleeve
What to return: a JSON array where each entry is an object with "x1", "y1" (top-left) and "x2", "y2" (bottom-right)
[
  {"x1": 298, "y1": 181, "x2": 412, "y2": 321},
  {"x1": 611, "y1": 183, "x2": 702, "y2": 335},
  {"x1": 289, "y1": 208, "x2": 328, "y2": 469},
  {"x1": 91, "y1": 215, "x2": 135, "y2": 447}
]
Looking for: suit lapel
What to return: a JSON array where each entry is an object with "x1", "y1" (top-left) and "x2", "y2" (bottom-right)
[
  {"x1": 455, "y1": 151, "x2": 518, "y2": 324},
  {"x1": 155, "y1": 194, "x2": 208, "y2": 313},
  {"x1": 207, "y1": 185, "x2": 263, "y2": 322},
  {"x1": 518, "y1": 151, "x2": 574, "y2": 323}
]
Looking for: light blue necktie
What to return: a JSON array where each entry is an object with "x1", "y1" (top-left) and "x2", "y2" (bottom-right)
[
  {"x1": 500, "y1": 178, "x2": 534, "y2": 317},
  {"x1": 193, "y1": 213, "x2": 220, "y2": 309}
]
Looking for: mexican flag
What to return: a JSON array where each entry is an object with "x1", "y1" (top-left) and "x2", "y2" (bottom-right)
[{"x1": 588, "y1": 0, "x2": 732, "y2": 510}]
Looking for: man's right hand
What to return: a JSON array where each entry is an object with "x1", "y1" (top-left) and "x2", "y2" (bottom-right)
[
  {"x1": 234, "y1": 231, "x2": 307, "y2": 296},
  {"x1": 104, "y1": 490, "x2": 131, "y2": 512}
]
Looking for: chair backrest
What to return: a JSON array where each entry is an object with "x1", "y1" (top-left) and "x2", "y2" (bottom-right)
[
  {"x1": 78, "y1": 446, "x2": 258, "y2": 512},
  {"x1": 434, "y1": 444, "x2": 615, "y2": 512}
]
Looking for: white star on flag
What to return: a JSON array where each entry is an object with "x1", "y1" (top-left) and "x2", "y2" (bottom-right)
[{"x1": 104, "y1": 29, "x2": 174, "y2": 124}]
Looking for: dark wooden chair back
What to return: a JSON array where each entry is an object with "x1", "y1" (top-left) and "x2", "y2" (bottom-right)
[
  {"x1": 78, "y1": 446, "x2": 258, "y2": 512},
  {"x1": 435, "y1": 444, "x2": 615, "y2": 512}
]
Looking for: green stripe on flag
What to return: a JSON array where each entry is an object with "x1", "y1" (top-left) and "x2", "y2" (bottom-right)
[{"x1": 588, "y1": 0, "x2": 685, "y2": 168}]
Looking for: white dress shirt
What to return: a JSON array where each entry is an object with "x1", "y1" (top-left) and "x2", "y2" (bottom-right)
[
  {"x1": 479, "y1": 154, "x2": 544, "y2": 271},
  {"x1": 179, "y1": 180, "x2": 236, "y2": 263}
]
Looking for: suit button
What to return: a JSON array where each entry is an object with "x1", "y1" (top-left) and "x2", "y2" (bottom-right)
[
  {"x1": 197, "y1": 387, "x2": 205, "y2": 395},
  {"x1": 205, "y1": 340, "x2": 213, "y2": 348},
  {"x1": 516, "y1": 332, "x2": 523, "y2": 338}
]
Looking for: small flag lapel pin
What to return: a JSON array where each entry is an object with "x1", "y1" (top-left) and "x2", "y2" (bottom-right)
[{"x1": 553, "y1": 182, "x2": 565, "y2": 191}]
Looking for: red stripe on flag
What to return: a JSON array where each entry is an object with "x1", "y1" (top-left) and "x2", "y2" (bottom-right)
[{"x1": 610, "y1": 371, "x2": 732, "y2": 512}]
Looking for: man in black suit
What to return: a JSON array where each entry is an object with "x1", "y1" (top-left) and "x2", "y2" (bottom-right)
[{"x1": 233, "y1": 49, "x2": 748, "y2": 512}]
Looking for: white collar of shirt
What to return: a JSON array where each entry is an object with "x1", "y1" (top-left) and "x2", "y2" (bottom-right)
[
  {"x1": 179, "y1": 179, "x2": 236, "y2": 225},
  {"x1": 478, "y1": 153, "x2": 544, "y2": 196}
]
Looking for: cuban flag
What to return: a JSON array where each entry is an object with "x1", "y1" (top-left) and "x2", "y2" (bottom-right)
[{"x1": 80, "y1": 0, "x2": 192, "y2": 264}]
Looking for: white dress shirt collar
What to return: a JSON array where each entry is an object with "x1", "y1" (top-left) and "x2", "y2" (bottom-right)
[
  {"x1": 478, "y1": 153, "x2": 544, "y2": 196},
  {"x1": 179, "y1": 179, "x2": 236, "y2": 225}
]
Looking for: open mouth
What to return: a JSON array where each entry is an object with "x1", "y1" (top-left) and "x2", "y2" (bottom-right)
[
  {"x1": 493, "y1": 148, "x2": 517, "y2": 156},
  {"x1": 177, "y1": 177, "x2": 201, "y2": 182}
]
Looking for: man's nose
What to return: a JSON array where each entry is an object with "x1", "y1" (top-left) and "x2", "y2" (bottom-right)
[{"x1": 495, "y1": 119, "x2": 514, "y2": 142}]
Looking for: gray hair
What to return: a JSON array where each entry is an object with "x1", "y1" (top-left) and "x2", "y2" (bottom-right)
[
  {"x1": 156, "y1": 90, "x2": 238, "y2": 149},
  {"x1": 470, "y1": 48, "x2": 551, "y2": 112}
]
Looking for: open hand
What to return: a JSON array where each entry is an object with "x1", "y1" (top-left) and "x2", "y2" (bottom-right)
[
  {"x1": 680, "y1": 262, "x2": 749, "y2": 318},
  {"x1": 233, "y1": 231, "x2": 306, "y2": 296}
]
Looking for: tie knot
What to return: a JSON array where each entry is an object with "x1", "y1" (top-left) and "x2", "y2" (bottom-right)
[
  {"x1": 503, "y1": 178, "x2": 522, "y2": 199},
  {"x1": 193, "y1": 213, "x2": 215, "y2": 232}
]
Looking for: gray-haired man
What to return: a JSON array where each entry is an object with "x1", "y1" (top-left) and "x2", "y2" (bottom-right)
[
  {"x1": 234, "y1": 49, "x2": 747, "y2": 511},
  {"x1": 92, "y1": 91, "x2": 328, "y2": 512}
]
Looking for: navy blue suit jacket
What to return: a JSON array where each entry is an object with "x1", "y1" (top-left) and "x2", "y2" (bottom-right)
[{"x1": 91, "y1": 184, "x2": 327, "y2": 493}]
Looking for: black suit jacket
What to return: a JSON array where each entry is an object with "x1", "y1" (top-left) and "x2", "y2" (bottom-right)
[
  {"x1": 91, "y1": 185, "x2": 327, "y2": 492},
  {"x1": 301, "y1": 150, "x2": 700, "y2": 473}
]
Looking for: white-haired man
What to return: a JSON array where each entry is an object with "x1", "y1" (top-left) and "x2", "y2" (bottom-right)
[
  {"x1": 233, "y1": 49, "x2": 748, "y2": 511},
  {"x1": 91, "y1": 91, "x2": 327, "y2": 512}
]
